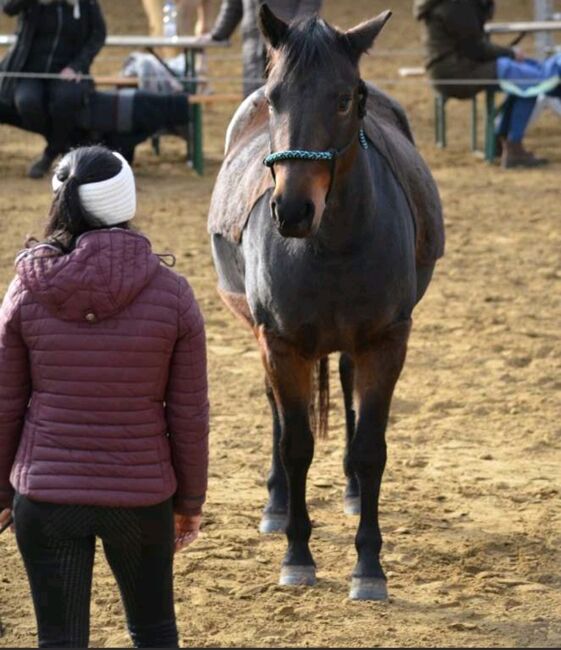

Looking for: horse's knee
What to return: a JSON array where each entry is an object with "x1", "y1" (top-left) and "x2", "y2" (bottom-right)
[{"x1": 280, "y1": 414, "x2": 314, "y2": 465}]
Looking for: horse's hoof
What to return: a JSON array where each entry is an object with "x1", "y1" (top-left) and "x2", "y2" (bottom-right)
[
  {"x1": 259, "y1": 512, "x2": 287, "y2": 535},
  {"x1": 349, "y1": 577, "x2": 388, "y2": 601},
  {"x1": 279, "y1": 565, "x2": 317, "y2": 587},
  {"x1": 344, "y1": 496, "x2": 360, "y2": 516}
]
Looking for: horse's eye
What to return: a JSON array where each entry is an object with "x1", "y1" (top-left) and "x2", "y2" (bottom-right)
[{"x1": 337, "y1": 95, "x2": 353, "y2": 114}]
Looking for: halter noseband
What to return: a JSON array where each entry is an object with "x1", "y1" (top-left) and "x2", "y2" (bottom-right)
[{"x1": 263, "y1": 80, "x2": 369, "y2": 199}]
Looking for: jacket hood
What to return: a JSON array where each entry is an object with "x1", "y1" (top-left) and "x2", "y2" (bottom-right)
[
  {"x1": 413, "y1": 0, "x2": 445, "y2": 19},
  {"x1": 16, "y1": 229, "x2": 161, "y2": 322}
]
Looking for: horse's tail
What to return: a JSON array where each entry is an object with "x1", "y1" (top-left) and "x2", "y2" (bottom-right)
[{"x1": 316, "y1": 356, "x2": 330, "y2": 439}]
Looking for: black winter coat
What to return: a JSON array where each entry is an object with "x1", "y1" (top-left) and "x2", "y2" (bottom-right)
[
  {"x1": 210, "y1": 0, "x2": 322, "y2": 97},
  {"x1": 0, "y1": 0, "x2": 106, "y2": 104},
  {"x1": 415, "y1": 0, "x2": 514, "y2": 99}
]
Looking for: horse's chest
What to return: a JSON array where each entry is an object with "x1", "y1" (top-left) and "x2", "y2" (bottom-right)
[{"x1": 250, "y1": 253, "x2": 412, "y2": 355}]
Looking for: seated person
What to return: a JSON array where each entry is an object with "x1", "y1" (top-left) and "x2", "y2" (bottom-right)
[
  {"x1": 415, "y1": 0, "x2": 561, "y2": 168},
  {"x1": 0, "y1": 0, "x2": 106, "y2": 178}
]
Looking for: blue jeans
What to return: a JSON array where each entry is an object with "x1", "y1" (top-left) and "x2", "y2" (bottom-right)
[
  {"x1": 13, "y1": 494, "x2": 179, "y2": 648},
  {"x1": 497, "y1": 53, "x2": 561, "y2": 142}
]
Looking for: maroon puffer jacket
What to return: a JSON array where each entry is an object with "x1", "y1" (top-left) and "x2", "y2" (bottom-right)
[{"x1": 0, "y1": 228, "x2": 208, "y2": 515}]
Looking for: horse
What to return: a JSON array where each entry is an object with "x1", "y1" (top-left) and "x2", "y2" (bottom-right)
[{"x1": 208, "y1": 4, "x2": 445, "y2": 600}]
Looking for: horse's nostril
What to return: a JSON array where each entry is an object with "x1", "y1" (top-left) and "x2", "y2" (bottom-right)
[{"x1": 303, "y1": 201, "x2": 315, "y2": 221}]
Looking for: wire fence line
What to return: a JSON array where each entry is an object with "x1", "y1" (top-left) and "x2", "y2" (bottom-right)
[{"x1": 0, "y1": 70, "x2": 554, "y2": 87}]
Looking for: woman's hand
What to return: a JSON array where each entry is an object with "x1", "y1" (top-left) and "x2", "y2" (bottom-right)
[
  {"x1": 174, "y1": 513, "x2": 201, "y2": 553},
  {"x1": 0, "y1": 508, "x2": 13, "y2": 534},
  {"x1": 60, "y1": 67, "x2": 82, "y2": 82}
]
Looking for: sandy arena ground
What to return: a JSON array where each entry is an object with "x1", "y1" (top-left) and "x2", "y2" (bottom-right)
[{"x1": 1, "y1": 0, "x2": 560, "y2": 647}]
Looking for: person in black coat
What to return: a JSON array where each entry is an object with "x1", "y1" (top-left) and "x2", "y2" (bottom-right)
[
  {"x1": 0, "y1": 0, "x2": 106, "y2": 178},
  {"x1": 204, "y1": 0, "x2": 322, "y2": 97}
]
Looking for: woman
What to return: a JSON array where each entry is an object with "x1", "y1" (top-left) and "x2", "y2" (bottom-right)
[
  {"x1": 205, "y1": 0, "x2": 323, "y2": 97},
  {"x1": 0, "y1": 1, "x2": 106, "y2": 178},
  {"x1": 414, "y1": 0, "x2": 561, "y2": 168},
  {"x1": 0, "y1": 146, "x2": 209, "y2": 647}
]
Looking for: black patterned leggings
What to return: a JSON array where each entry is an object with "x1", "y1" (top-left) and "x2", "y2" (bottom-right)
[{"x1": 13, "y1": 493, "x2": 178, "y2": 648}]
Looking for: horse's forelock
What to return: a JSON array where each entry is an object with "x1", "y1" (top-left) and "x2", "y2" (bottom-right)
[{"x1": 271, "y1": 17, "x2": 350, "y2": 84}]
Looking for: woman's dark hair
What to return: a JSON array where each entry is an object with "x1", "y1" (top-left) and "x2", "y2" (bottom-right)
[{"x1": 42, "y1": 146, "x2": 130, "y2": 253}]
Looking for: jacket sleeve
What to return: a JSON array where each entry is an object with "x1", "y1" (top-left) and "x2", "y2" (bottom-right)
[
  {"x1": 211, "y1": 0, "x2": 243, "y2": 41},
  {"x1": 2, "y1": 0, "x2": 34, "y2": 16},
  {"x1": 68, "y1": 0, "x2": 107, "y2": 73},
  {"x1": 0, "y1": 278, "x2": 30, "y2": 510},
  {"x1": 436, "y1": 0, "x2": 514, "y2": 62},
  {"x1": 165, "y1": 277, "x2": 209, "y2": 516}
]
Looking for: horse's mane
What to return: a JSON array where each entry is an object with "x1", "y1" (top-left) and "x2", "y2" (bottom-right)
[{"x1": 271, "y1": 16, "x2": 350, "y2": 82}]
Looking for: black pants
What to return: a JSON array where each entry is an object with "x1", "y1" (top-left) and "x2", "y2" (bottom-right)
[
  {"x1": 13, "y1": 79, "x2": 88, "y2": 157},
  {"x1": 13, "y1": 493, "x2": 178, "y2": 648}
]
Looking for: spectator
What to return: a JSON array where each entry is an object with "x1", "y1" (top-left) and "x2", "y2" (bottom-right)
[
  {"x1": 415, "y1": 0, "x2": 561, "y2": 168},
  {"x1": 142, "y1": 0, "x2": 211, "y2": 59},
  {"x1": 205, "y1": 0, "x2": 323, "y2": 97},
  {"x1": 0, "y1": 145, "x2": 209, "y2": 647},
  {"x1": 0, "y1": 1, "x2": 106, "y2": 178}
]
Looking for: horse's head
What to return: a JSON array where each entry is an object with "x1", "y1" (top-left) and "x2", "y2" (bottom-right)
[{"x1": 259, "y1": 4, "x2": 391, "y2": 239}]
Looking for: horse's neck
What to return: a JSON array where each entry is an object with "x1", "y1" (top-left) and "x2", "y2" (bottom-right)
[{"x1": 315, "y1": 149, "x2": 375, "y2": 252}]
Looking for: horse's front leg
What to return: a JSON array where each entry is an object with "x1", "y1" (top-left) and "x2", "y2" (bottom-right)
[
  {"x1": 349, "y1": 320, "x2": 411, "y2": 601},
  {"x1": 258, "y1": 329, "x2": 316, "y2": 586},
  {"x1": 259, "y1": 377, "x2": 289, "y2": 534}
]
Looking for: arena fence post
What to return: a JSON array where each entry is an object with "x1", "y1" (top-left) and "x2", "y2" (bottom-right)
[{"x1": 484, "y1": 89, "x2": 497, "y2": 162}]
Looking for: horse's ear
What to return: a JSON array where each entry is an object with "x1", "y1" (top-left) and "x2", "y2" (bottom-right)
[
  {"x1": 258, "y1": 3, "x2": 289, "y2": 49},
  {"x1": 344, "y1": 10, "x2": 392, "y2": 61}
]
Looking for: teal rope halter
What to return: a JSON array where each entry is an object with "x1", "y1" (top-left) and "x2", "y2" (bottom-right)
[{"x1": 263, "y1": 128, "x2": 369, "y2": 168}]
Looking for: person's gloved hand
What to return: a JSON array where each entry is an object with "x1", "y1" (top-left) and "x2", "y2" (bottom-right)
[
  {"x1": 60, "y1": 67, "x2": 82, "y2": 82},
  {"x1": 174, "y1": 513, "x2": 201, "y2": 552},
  {"x1": 197, "y1": 32, "x2": 217, "y2": 44}
]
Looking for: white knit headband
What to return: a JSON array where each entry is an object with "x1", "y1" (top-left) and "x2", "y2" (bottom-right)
[{"x1": 52, "y1": 152, "x2": 136, "y2": 226}]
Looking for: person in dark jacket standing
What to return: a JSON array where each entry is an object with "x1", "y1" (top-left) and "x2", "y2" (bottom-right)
[
  {"x1": 0, "y1": 145, "x2": 209, "y2": 648},
  {"x1": 414, "y1": 0, "x2": 561, "y2": 167},
  {"x1": 0, "y1": 1, "x2": 106, "y2": 178},
  {"x1": 204, "y1": 0, "x2": 323, "y2": 96}
]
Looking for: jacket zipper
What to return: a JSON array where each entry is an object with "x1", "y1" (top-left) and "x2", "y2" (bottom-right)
[{"x1": 45, "y1": 3, "x2": 64, "y2": 74}]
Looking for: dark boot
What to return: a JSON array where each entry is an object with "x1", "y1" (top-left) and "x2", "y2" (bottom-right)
[
  {"x1": 501, "y1": 141, "x2": 548, "y2": 169},
  {"x1": 27, "y1": 151, "x2": 56, "y2": 179}
]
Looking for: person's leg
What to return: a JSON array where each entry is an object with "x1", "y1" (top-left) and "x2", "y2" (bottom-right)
[
  {"x1": 506, "y1": 96, "x2": 537, "y2": 143},
  {"x1": 13, "y1": 494, "x2": 95, "y2": 648},
  {"x1": 142, "y1": 0, "x2": 163, "y2": 37},
  {"x1": 46, "y1": 80, "x2": 88, "y2": 158},
  {"x1": 13, "y1": 79, "x2": 48, "y2": 134},
  {"x1": 100, "y1": 500, "x2": 178, "y2": 648}
]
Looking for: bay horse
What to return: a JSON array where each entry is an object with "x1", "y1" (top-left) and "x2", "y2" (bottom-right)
[{"x1": 208, "y1": 5, "x2": 444, "y2": 600}]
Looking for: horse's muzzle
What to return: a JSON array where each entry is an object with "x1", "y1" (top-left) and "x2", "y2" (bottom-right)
[{"x1": 272, "y1": 197, "x2": 315, "y2": 239}]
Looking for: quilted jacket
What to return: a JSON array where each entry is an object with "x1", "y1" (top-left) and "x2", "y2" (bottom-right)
[{"x1": 0, "y1": 228, "x2": 209, "y2": 515}]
